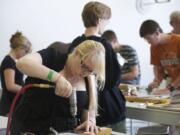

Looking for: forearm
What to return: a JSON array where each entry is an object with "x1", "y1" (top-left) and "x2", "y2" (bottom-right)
[
  {"x1": 87, "y1": 75, "x2": 97, "y2": 113},
  {"x1": 16, "y1": 53, "x2": 59, "y2": 83},
  {"x1": 6, "y1": 84, "x2": 22, "y2": 93},
  {"x1": 81, "y1": 109, "x2": 96, "y2": 123},
  {"x1": 153, "y1": 66, "x2": 164, "y2": 84},
  {"x1": 4, "y1": 69, "x2": 22, "y2": 93},
  {"x1": 18, "y1": 63, "x2": 56, "y2": 81},
  {"x1": 148, "y1": 66, "x2": 164, "y2": 90},
  {"x1": 152, "y1": 78, "x2": 161, "y2": 85},
  {"x1": 121, "y1": 72, "x2": 137, "y2": 80},
  {"x1": 121, "y1": 66, "x2": 139, "y2": 80},
  {"x1": 171, "y1": 74, "x2": 180, "y2": 89}
]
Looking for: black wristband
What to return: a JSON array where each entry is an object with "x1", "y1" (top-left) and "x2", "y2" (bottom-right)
[{"x1": 168, "y1": 85, "x2": 176, "y2": 92}]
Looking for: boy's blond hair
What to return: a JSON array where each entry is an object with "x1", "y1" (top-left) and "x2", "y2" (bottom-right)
[{"x1": 170, "y1": 10, "x2": 180, "y2": 22}]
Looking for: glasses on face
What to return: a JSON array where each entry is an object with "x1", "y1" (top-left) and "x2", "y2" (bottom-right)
[{"x1": 80, "y1": 59, "x2": 94, "y2": 74}]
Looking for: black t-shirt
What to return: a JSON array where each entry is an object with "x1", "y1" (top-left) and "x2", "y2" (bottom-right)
[
  {"x1": 69, "y1": 35, "x2": 121, "y2": 89},
  {"x1": 11, "y1": 48, "x2": 88, "y2": 133},
  {"x1": 69, "y1": 35, "x2": 126, "y2": 125},
  {"x1": 0, "y1": 55, "x2": 24, "y2": 116}
]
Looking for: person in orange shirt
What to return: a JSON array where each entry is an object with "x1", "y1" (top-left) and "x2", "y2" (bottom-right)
[{"x1": 139, "y1": 19, "x2": 180, "y2": 93}]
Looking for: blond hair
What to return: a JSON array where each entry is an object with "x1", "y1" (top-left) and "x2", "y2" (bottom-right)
[
  {"x1": 78, "y1": 40, "x2": 105, "y2": 89},
  {"x1": 82, "y1": 1, "x2": 111, "y2": 27},
  {"x1": 67, "y1": 40, "x2": 105, "y2": 89},
  {"x1": 170, "y1": 10, "x2": 180, "y2": 21},
  {"x1": 66, "y1": 40, "x2": 105, "y2": 114},
  {"x1": 10, "y1": 31, "x2": 31, "y2": 52}
]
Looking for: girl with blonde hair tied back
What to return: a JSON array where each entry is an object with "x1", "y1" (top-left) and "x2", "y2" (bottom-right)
[{"x1": 0, "y1": 31, "x2": 32, "y2": 116}]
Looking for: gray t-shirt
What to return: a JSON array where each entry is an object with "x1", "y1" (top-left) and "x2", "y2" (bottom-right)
[{"x1": 116, "y1": 45, "x2": 141, "y2": 85}]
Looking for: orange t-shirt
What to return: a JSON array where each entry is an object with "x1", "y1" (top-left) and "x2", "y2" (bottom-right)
[{"x1": 151, "y1": 34, "x2": 180, "y2": 82}]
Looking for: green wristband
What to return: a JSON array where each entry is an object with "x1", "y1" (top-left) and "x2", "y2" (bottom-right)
[{"x1": 47, "y1": 70, "x2": 54, "y2": 81}]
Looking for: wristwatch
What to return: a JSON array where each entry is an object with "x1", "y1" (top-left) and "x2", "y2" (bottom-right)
[{"x1": 168, "y1": 84, "x2": 176, "y2": 92}]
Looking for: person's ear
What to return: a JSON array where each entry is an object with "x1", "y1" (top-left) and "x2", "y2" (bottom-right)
[
  {"x1": 154, "y1": 30, "x2": 160, "y2": 36},
  {"x1": 97, "y1": 18, "x2": 102, "y2": 25},
  {"x1": 112, "y1": 39, "x2": 117, "y2": 44},
  {"x1": 74, "y1": 49, "x2": 82, "y2": 57},
  {"x1": 170, "y1": 20, "x2": 173, "y2": 26}
]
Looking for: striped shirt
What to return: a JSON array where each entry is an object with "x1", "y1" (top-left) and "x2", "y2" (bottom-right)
[{"x1": 116, "y1": 45, "x2": 141, "y2": 85}]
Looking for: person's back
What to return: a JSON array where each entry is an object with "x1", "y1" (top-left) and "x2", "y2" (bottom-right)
[
  {"x1": 47, "y1": 41, "x2": 70, "y2": 54},
  {"x1": 118, "y1": 45, "x2": 141, "y2": 85},
  {"x1": 68, "y1": 1, "x2": 126, "y2": 132},
  {"x1": 102, "y1": 30, "x2": 141, "y2": 85}
]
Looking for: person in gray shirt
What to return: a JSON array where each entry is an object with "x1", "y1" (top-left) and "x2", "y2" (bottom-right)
[{"x1": 102, "y1": 30, "x2": 141, "y2": 85}]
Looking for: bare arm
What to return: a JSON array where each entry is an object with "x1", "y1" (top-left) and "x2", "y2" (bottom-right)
[
  {"x1": 76, "y1": 109, "x2": 98, "y2": 134},
  {"x1": 171, "y1": 73, "x2": 180, "y2": 89},
  {"x1": 148, "y1": 66, "x2": 164, "y2": 90},
  {"x1": 81, "y1": 75, "x2": 97, "y2": 123},
  {"x1": 16, "y1": 53, "x2": 59, "y2": 82},
  {"x1": 16, "y1": 52, "x2": 72, "y2": 97},
  {"x1": 77, "y1": 75, "x2": 98, "y2": 133},
  {"x1": 121, "y1": 65, "x2": 139, "y2": 80},
  {"x1": 153, "y1": 66, "x2": 164, "y2": 83},
  {"x1": 87, "y1": 75, "x2": 97, "y2": 112},
  {"x1": 4, "y1": 69, "x2": 22, "y2": 93}
]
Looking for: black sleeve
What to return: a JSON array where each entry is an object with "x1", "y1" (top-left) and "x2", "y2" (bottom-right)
[
  {"x1": 3, "y1": 57, "x2": 16, "y2": 70},
  {"x1": 38, "y1": 48, "x2": 59, "y2": 69},
  {"x1": 68, "y1": 35, "x2": 86, "y2": 53},
  {"x1": 101, "y1": 39, "x2": 121, "y2": 88}
]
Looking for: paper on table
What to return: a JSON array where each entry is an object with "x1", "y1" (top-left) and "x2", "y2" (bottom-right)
[
  {"x1": 147, "y1": 103, "x2": 180, "y2": 112},
  {"x1": 58, "y1": 133, "x2": 78, "y2": 135},
  {"x1": 0, "y1": 116, "x2": 8, "y2": 129},
  {"x1": 147, "y1": 90, "x2": 180, "y2": 111}
]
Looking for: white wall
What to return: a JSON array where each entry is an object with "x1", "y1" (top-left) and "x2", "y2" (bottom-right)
[{"x1": 0, "y1": 0, "x2": 180, "y2": 86}]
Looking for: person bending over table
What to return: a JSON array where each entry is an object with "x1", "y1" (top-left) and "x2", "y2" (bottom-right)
[
  {"x1": 10, "y1": 40, "x2": 105, "y2": 135},
  {"x1": 139, "y1": 19, "x2": 180, "y2": 94}
]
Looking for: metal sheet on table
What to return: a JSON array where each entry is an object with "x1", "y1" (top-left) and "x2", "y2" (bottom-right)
[
  {"x1": 147, "y1": 103, "x2": 180, "y2": 112},
  {"x1": 57, "y1": 133, "x2": 78, "y2": 135}
]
